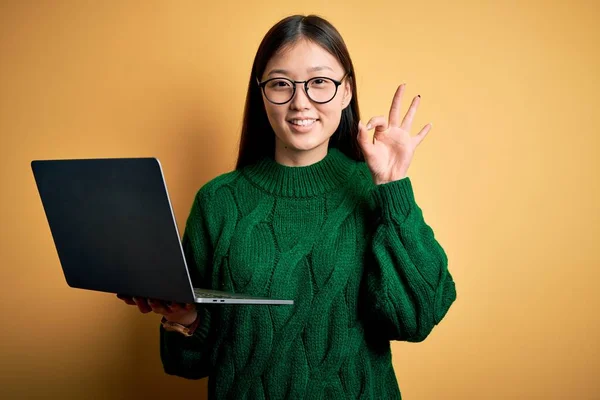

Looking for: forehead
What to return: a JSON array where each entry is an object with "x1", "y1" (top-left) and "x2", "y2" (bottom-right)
[{"x1": 264, "y1": 40, "x2": 343, "y2": 77}]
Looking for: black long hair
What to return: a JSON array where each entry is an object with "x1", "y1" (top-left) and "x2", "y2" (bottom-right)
[{"x1": 235, "y1": 15, "x2": 363, "y2": 169}]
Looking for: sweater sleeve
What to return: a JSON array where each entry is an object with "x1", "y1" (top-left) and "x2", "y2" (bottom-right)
[
  {"x1": 363, "y1": 177, "x2": 456, "y2": 342},
  {"x1": 159, "y1": 189, "x2": 216, "y2": 379}
]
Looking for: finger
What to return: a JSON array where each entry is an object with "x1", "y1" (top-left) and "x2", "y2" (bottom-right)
[
  {"x1": 365, "y1": 116, "x2": 388, "y2": 133},
  {"x1": 117, "y1": 294, "x2": 136, "y2": 306},
  {"x1": 165, "y1": 301, "x2": 183, "y2": 312},
  {"x1": 388, "y1": 84, "x2": 406, "y2": 128},
  {"x1": 133, "y1": 297, "x2": 153, "y2": 314},
  {"x1": 172, "y1": 302, "x2": 193, "y2": 310},
  {"x1": 357, "y1": 121, "x2": 375, "y2": 157},
  {"x1": 169, "y1": 302, "x2": 195, "y2": 312},
  {"x1": 414, "y1": 122, "x2": 432, "y2": 146},
  {"x1": 158, "y1": 300, "x2": 181, "y2": 314},
  {"x1": 147, "y1": 299, "x2": 172, "y2": 314},
  {"x1": 401, "y1": 95, "x2": 420, "y2": 132}
]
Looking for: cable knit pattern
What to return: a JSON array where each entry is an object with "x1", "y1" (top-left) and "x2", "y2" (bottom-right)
[{"x1": 160, "y1": 149, "x2": 456, "y2": 399}]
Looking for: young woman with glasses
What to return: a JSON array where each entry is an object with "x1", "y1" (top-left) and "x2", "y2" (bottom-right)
[{"x1": 119, "y1": 14, "x2": 456, "y2": 399}]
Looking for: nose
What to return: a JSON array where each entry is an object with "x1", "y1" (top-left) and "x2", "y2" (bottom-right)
[{"x1": 289, "y1": 83, "x2": 312, "y2": 110}]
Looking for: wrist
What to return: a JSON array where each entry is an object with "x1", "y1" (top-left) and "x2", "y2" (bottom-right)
[
  {"x1": 374, "y1": 174, "x2": 407, "y2": 185},
  {"x1": 161, "y1": 310, "x2": 200, "y2": 337},
  {"x1": 373, "y1": 167, "x2": 409, "y2": 185}
]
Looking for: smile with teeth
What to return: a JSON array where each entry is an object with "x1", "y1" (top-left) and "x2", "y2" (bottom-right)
[{"x1": 289, "y1": 119, "x2": 317, "y2": 126}]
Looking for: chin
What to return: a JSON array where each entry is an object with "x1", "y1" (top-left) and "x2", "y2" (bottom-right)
[{"x1": 283, "y1": 135, "x2": 329, "y2": 153}]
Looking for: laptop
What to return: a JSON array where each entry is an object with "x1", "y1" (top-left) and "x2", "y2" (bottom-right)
[{"x1": 31, "y1": 157, "x2": 293, "y2": 306}]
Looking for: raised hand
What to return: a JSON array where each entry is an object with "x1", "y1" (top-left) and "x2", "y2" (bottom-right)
[{"x1": 357, "y1": 83, "x2": 432, "y2": 185}]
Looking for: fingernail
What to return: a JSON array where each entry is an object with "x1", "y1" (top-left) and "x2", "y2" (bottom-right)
[{"x1": 366, "y1": 124, "x2": 372, "y2": 130}]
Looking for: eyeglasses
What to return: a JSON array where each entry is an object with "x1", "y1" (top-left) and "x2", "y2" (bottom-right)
[{"x1": 257, "y1": 73, "x2": 349, "y2": 105}]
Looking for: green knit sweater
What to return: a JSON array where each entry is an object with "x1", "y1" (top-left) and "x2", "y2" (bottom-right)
[{"x1": 160, "y1": 148, "x2": 456, "y2": 399}]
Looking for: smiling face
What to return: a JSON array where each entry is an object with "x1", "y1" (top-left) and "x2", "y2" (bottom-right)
[{"x1": 259, "y1": 39, "x2": 352, "y2": 166}]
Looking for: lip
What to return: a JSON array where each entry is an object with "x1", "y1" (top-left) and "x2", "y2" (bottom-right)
[{"x1": 287, "y1": 117, "x2": 318, "y2": 122}]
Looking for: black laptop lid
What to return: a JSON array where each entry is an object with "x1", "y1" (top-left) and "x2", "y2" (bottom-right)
[{"x1": 31, "y1": 158, "x2": 195, "y2": 304}]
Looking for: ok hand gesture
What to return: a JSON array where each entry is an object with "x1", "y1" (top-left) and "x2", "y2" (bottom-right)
[{"x1": 358, "y1": 84, "x2": 432, "y2": 185}]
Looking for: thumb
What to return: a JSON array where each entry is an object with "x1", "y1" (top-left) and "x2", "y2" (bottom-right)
[{"x1": 357, "y1": 121, "x2": 374, "y2": 157}]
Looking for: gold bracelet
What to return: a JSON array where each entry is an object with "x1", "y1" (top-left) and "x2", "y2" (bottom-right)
[{"x1": 161, "y1": 314, "x2": 198, "y2": 337}]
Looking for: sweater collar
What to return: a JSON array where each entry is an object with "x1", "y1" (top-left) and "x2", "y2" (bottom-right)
[{"x1": 242, "y1": 148, "x2": 357, "y2": 198}]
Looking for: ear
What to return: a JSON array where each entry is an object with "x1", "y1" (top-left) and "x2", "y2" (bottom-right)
[{"x1": 341, "y1": 77, "x2": 353, "y2": 110}]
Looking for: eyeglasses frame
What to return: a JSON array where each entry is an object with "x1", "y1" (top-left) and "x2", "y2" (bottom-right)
[{"x1": 256, "y1": 72, "x2": 350, "y2": 105}]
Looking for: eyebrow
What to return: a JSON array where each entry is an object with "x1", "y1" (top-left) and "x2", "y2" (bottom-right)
[{"x1": 266, "y1": 65, "x2": 334, "y2": 77}]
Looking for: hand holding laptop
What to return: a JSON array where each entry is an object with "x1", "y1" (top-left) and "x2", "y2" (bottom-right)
[{"x1": 117, "y1": 294, "x2": 197, "y2": 326}]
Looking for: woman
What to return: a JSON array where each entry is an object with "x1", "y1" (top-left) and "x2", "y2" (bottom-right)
[{"x1": 120, "y1": 14, "x2": 456, "y2": 399}]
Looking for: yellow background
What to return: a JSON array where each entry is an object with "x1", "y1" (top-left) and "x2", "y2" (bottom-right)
[{"x1": 1, "y1": 1, "x2": 598, "y2": 399}]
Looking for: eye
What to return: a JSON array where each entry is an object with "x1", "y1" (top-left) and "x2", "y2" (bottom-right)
[
  {"x1": 308, "y1": 78, "x2": 334, "y2": 89},
  {"x1": 267, "y1": 79, "x2": 292, "y2": 89}
]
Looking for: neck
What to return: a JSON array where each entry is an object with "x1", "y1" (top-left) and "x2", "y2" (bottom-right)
[
  {"x1": 241, "y1": 147, "x2": 357, "y2": 198},
  {"x1": 274, "y1": 140, "x2": 329, "y2": 167}
]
